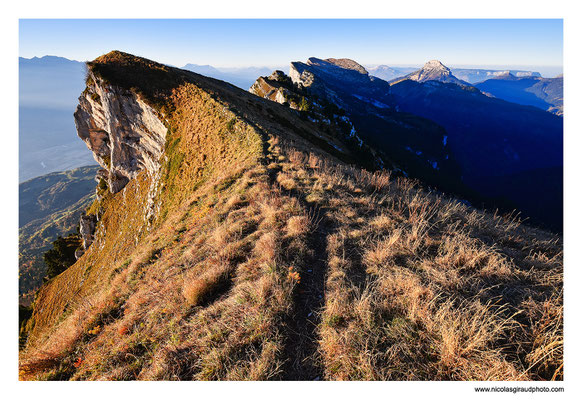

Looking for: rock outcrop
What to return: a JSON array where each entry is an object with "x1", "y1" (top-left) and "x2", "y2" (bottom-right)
[
  {"x1": 74, "y1": 71, "x2": 168, "y2": 193},
  {"x1": 79, "y1": 213, "x2": 97, "y2": 250},
  {"x1": 249, "y1": 71, "x2": 300, "y2": 109},
  {"x1": 73, "y1": 67, "x2": 170, "y2": 254}
]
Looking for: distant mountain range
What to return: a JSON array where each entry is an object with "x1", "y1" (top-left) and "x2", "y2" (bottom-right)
[
  {"x1": 370, "y1": 61, "x2": 563, "y2": 116},
  {"x1": 452, "y1": 68, "x2": 542, "y2": 84},
  {"x1": 181, "y1": 63, "x2": 282, "y2": 90},
  {"x1": 387, "y1": 62, "x2": 562, "y2": 230},
  {"x1": 368, "y1": 64, "x2": 545, "y2": 84}
]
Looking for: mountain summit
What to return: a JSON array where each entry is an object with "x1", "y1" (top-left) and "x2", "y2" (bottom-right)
[{"x1": 397, "y1": 60, "x2": 470, "y2": 87}]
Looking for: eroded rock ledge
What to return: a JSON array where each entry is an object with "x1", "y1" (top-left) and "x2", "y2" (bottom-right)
[{"x1": 74, "y1": 71, "x2": 168, "y2": 193}]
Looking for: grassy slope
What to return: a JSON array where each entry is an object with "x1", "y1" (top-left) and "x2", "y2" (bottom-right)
[
  {"x1": 19, "y1": 165, "x2": 99, "y2": 305},
  {"x1": 19, "y1": 52, "x2": 562, "y2": 381}
]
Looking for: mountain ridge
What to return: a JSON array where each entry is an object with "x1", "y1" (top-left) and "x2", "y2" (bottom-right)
[
  {"x1": 19, "y1": 51, "x2": 563, "y2": 381},
  {"x1": 252, "y1": 58, "x2": 464, "y2": 196}
]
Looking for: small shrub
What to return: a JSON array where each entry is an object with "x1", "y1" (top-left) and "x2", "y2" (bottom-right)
[
  {"x1": 226, "y1": 118, "x2": 236, "y2": 133},
  {"x1": 43, "y1": 234, "x2": 82, "y2": 281},
  {"x1": 299, "y1": 97, "x2": 310, "y2": 112}
]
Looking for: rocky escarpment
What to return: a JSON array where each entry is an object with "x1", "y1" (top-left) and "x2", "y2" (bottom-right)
[
  {"x1": 288, "y1": 57, "x2": 394, "y2": 112},
  {"x1": 73, "y1": 70, "x2": 168, "y2": 251},
  {"x1": 74, "y1": 71, "x2": 168, "y2": 194}
]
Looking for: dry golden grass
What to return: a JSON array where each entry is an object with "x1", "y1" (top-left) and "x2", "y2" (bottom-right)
[
  {"x1": 285, "y1": 151, "x2": 564, "y2": 381},
  {"x1": 286, "y1": 215, "x2": 310, "y2": 237}
]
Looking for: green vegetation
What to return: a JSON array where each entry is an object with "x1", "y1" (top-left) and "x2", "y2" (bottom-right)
[
  {"x1": 43, "y1": 234, "x2": 83, "y2": 281},
  {"x1": 101, "y1": 155, "x2": 111, "y2": 169},
  {"x1": 19, "y1": 305, "x2": 33, "y2": 349},
  {"x1": 226, "y1": 117, "x2": 236, "y2": 133},
  {"x1": 299, "y1": 97, "x2": 310, "y2": 112}
]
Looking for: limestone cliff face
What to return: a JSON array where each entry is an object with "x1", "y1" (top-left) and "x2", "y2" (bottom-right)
[
  {"x1": 74, "y1": 72, "x2": 168, "y2": 193},
  {"x1": 73, "y1": 70, "x2": 169, "y2": 251}
]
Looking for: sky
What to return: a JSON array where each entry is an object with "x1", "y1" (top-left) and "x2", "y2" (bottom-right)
[{"x1": 19, "y1": 19, "x2": 563, "y2": 75}]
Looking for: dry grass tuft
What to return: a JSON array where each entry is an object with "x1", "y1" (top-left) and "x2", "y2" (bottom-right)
[{"x1": 286, "y1": 215, "x2": 310, "y2": 237}]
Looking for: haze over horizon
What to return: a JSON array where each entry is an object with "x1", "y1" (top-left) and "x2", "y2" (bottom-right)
[
  {"x1": 19, "y1": 54, "x2": 564, "y2": 79},
  {"x1": 19, "y1": 19, "x2": 563, "y2": 77}
]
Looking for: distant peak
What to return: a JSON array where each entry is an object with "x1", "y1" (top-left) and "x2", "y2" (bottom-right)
[
  {"x1": 402, "y1": 59, "x2": 471, "y2": 87},
  {"x1": 422, "y1": 60, "x2": 449, "y2": 71}
]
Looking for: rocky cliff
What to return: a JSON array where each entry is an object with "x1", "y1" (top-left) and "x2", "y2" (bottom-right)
[{"x1": 74, "y1": 73, "x2": 168, "y2": 193}]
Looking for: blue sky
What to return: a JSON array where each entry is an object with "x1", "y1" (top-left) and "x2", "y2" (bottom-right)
[{"x1": 19, "y1": 19, "x2": 563, "y2": 74}]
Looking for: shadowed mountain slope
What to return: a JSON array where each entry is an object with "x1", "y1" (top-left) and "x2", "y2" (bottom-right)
[
  {"x1": 476, "y1": 73, "x2": 563, "y2": 115},
  {"x1": 389, "y1": 77, "x2": 563, "y2": 231},
  {"x1": 282, "y1": 58, "x2": 463, "y2": 193}
]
